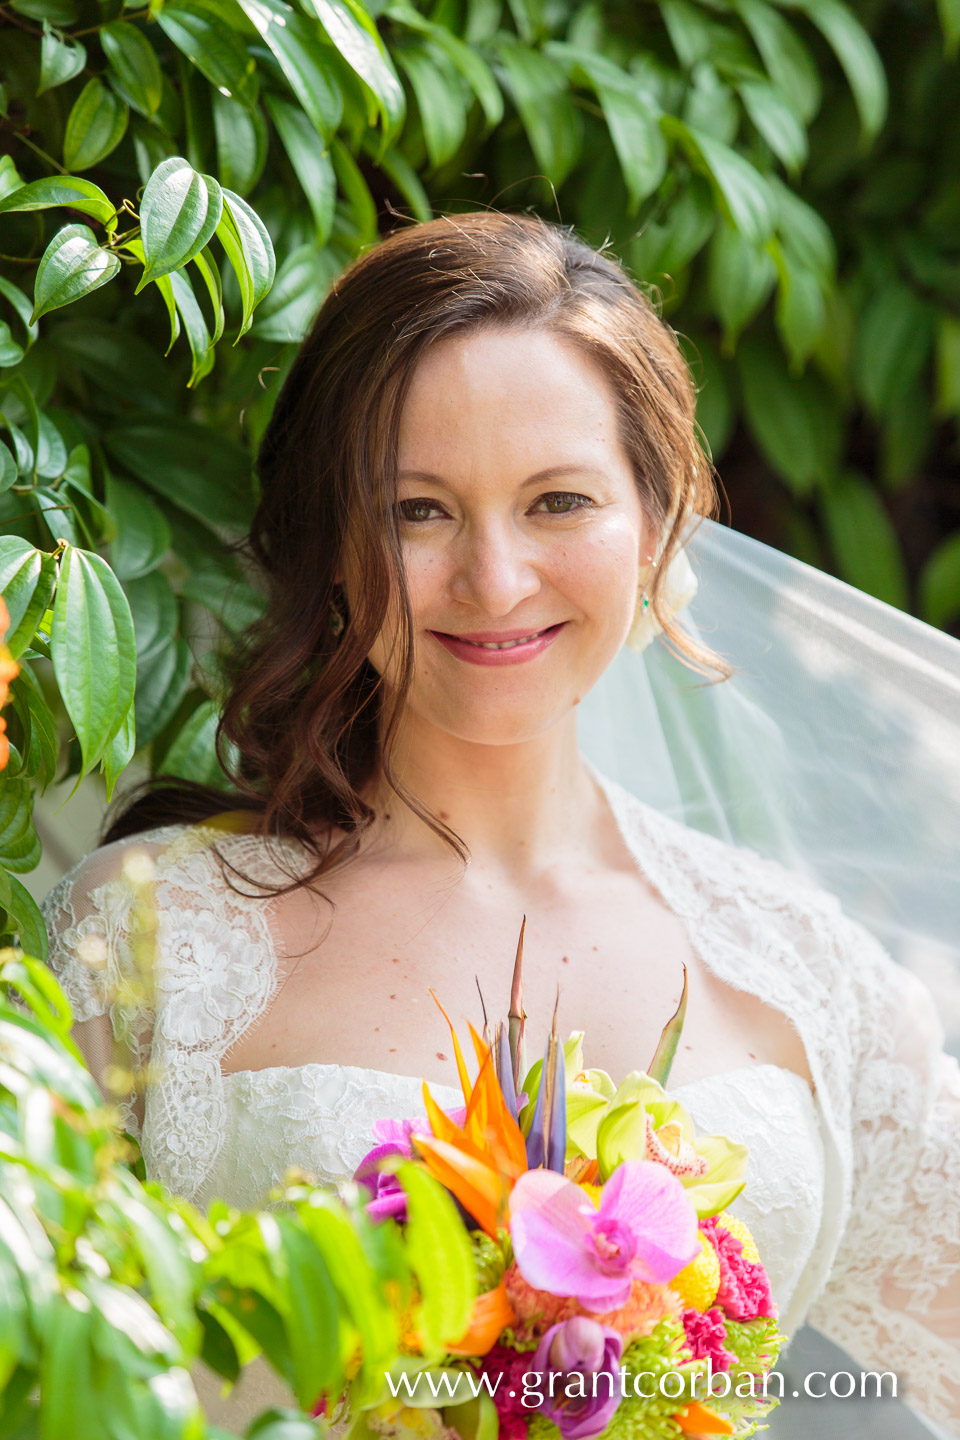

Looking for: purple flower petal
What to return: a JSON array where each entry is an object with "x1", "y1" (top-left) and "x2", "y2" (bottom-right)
[
  {"x1": 532, "y1": 1318, "x2": 623, "y2": 1440},
  {"x1": 597, "y1": 1161, "x2": 699, "y2": 1284}
]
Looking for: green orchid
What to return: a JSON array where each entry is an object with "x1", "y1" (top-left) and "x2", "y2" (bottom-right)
[{"x1": 569, "y1": 1064, "x2": 748, "y2": 1220}]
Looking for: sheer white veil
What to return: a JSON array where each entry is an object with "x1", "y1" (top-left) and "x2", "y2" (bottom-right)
[{"x1": 578, "y1": 518, "x2": 960, "y2": 1056}]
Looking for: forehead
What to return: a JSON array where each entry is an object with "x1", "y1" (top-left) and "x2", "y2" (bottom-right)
[{"x1": 397, "y1": 327, "x2": 631, "y2": 481}]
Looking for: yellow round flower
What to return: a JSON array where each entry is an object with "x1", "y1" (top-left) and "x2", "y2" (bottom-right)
[
  {"x1": 671, "y1": 1230, "x2": 720, "y2": 1311},
  {"x1": 716, "y1": 1211, "x2": 760, "y2": 1263}
]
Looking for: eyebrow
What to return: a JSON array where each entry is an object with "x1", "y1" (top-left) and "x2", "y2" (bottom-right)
[{"x1": 397, "y1": 463, "x2": 609, "y2": 485}]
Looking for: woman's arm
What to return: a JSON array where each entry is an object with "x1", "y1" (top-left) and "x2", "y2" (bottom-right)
[{"x1": 807, "y1": 912, "x2": 960, "y2": 1431}]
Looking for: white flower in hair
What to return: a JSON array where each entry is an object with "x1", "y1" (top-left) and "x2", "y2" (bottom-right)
[{"x1": 625, "y1": 542, "x2": 699, "y2": 653}]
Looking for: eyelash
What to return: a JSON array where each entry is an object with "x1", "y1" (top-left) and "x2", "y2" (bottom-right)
[{"x1": 397, "y1": 491, "x2": 596, "y2": 523}]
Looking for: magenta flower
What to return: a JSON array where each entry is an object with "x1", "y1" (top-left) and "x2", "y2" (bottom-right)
[
  {"x1": 509, "y1": 1161, "x2": 699, "y2": 1312},
  {"x1": 532, "y1": 1316, "x2": 624, "y2": 1439},
  {"x1": 354, "y1": 1142, "x2": 409, "y2": 1222},
  {"x1": 371, "y1": 1107, "x2": 468, "y2": 1154}
]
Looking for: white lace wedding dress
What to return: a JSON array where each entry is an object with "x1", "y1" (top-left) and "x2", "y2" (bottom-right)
[{"x1": 41, "y1": 767, "x2": 960, "y2": 1436}]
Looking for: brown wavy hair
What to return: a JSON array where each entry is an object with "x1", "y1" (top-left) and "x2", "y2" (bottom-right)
[{"x1": 105, "y1": 210, "x2": 723, "y2": 873}]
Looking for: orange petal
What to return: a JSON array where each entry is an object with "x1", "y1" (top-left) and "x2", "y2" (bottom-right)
[
  {"x1": 430, "y1": 991, "x2": 474, "y2": 1104},
  {"x1": 675, "y1": 1401, "x2": 735, "y2": 1435},
  {"x1": 445, "y1": 1281, "x2": 516, "y2": 1357},
  {"x1": 411, "y1": 1133, "x2": 508, "y2": 1238},
  {"x1": 421, "y1": 1083, "x2": 489, "y2": 1164}
]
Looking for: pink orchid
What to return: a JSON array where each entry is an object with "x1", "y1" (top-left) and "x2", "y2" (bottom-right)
[{"x1": 509, "y1": 1161, "x2": 699, "y2": 1313}]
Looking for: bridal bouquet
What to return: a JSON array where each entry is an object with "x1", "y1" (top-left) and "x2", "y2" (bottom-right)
[{"x1": 347, "y1": 937, "x2": 786, "y2": 1440}]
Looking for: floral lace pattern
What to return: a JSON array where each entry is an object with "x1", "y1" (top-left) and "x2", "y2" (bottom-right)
[{"x1": 40, "y1": 767, "x2": 960, "y2": 1429}]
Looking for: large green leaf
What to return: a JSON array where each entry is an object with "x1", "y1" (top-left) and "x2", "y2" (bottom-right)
[
  {"x1": 493, "y1": 37, "x2": 582, "y2": 188},
  {"x1": 237, "y1": 0, "x2": 343, "y2": 138},
  {"x1": 215, "y1": 188, "x2": 276, "y2": 337},
  {"x1": 546, "y1": 43, "x2": 666, "y2": 211},
  {"x1": 104, "y1": 419, "x2": 257, "y2": 530},
  {"x1": 302, "y1": 0, "x2": 405, "y2": 144},
  {"x1": 663, "y1": 118, "x2": 774, "y2": 245},
  {"x1": 63, "y1": 78, "x2": 129, "y2": 172},
  {"x1": 386, "y1": 1, "x2": 502, "y2": 129},
  {"x1": 249, "y1": 241, "x2": 341, "y2": 343},
  {"x1": 0, "y1": 176, "x2": 117, "y2": 231},
  {"x1": 265, "y1": 95, "x2": 337, "y2": 243},
  {"x1": 920, "y1": 531, "x2": 960, "y2": 629},
  {"x1": 37, "y1": 22, "x2": 86, "y2": 95},
  {"x1": 856, "y1": 283, "x2": 936, "y2": 418},
  {"x1": 135, "y1": 637, "x2": 192, "y2": 747},
  {"x1": 396, "y1": 45, "x2": 469, "y2": 171},
  {"x1": 157, "y1": 0, "x2": 260, "y2": 108},
  {"x1": 101, "y1": 20, "x2": 164, "y2": 119},
  {"x1": 106, "y1": 471, "x2": 172, "y2": 581},
  {"x1": 136, "y1": 157, "x2": 224, "y2": 290},
  {"x1": 820, "y1": 472, "x2": 909, "y2": 607},
  {"x1": 737, "y1": 336, "x2": 842, "y2": 494},
  {"x1": 162, "y1": 696, "x2": 229, "y2": 784},
  {"x1": 0, "y1": 537, "x2": 56, "y2": 658},
  {"x1": 797, "y1": 0, "x2": 887, "y2": 141},
  {"x1": 737, "y1": 78, "x2": 807, "y2": 174},
  {"x1": 212, "y1": 92, "x2": 269, "y2": 196},
  {"x1": 707, "y1": 220, "x2": 776, "y2": 349},
  {"x1": 730, "y1": 0, "x2": 821, "y2": 123},
  {"x1": 49, "y1": 545, "x2": 137, "y2": 778},
  {"x1": 30, "y1": 224, "x2": 121, "y2": 324}
]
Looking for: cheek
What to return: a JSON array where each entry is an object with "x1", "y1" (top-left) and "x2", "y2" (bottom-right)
[{"x1": 553, "y1": 518, "x2": 641, "y2": 621}]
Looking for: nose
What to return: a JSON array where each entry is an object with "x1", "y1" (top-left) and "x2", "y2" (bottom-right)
[{"x1": 447, "y1": 517, "x2": 542, "y2": 617}]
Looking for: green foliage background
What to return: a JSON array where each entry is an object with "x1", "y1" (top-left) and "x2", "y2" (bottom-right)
[{"x1": 1, "y1": 0, "x2": 959, "y2": 941}]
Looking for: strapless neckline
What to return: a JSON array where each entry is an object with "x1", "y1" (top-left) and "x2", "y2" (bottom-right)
[{"x1": 219, "y1": 1057, "x2": 816, "y2": 1099}]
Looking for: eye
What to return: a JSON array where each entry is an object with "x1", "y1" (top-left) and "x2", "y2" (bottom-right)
[
  {"x1": 532, "y1": 491, "x2": 595, "y2": 516},
  {"x1": 398, "y1": 497, "x2": 446, "y2": 523}
]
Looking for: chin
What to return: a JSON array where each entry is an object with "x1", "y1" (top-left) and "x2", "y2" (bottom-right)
[{"x1": 412, "y1": 695, "x2": 578, "y2": 748}]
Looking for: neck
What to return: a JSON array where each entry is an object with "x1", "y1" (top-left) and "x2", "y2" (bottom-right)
[{"x1": 372, "y1": 711, "x2": 601, "y2": 874}]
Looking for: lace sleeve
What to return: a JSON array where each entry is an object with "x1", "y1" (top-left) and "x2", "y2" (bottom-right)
[
  {"x1": 39, "y1": 828, "x2": 183, "y2": 1137},
  {"x1": 807, "y1": 911, "x2": 960, "y2": 1430}
]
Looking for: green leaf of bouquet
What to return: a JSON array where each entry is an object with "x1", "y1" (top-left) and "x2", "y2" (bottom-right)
[
  {"x1": 678, "y1": 1132, "x2": 749, "y2": 1218},
  {"x1": 398, "y1": 1162, "x2": 475, "y2": 1354},
  {"x1": 30, "y1": 224, "x2": 121, "y2": 324},
  {"x1": 236, "y1": 0, "x2": 343, "y2": 138},
  {"x1": 0, "y1": 176, "x2": 117, "y2": 232},
  {"x1": 137, "y1": 157, "x2": 224, "y2": 291},
  {"x1": 216, "y1": 189, "x2": 277, "y2": 337},
  {"x1": 49, "y1": 545, "x2": 137, "y2": 779},
  {"x1": 257, "y1": 1214, "x2": 340, "y2": 1409},
  {"x1": 297, "y1": 1195, "x2": 397, "y2": 1391},
  {"x1": 63, "y1": 78, "x2": 129, "y2": 172},
  {"x1": 101, "y1": 20, "x2": 164, "y2": 118},
  {"x1": 0, "y1": 542, "x2": 56, "y2": 661},
  {"x1": 302, "y1": 0, "x2": 405, "y2": 146},
  {"x1": 157, "y1": 0, "x2": 260, "y2": 108},
  {"x1": 38, "y1": 22, "x2": 87, "y2": 95}
]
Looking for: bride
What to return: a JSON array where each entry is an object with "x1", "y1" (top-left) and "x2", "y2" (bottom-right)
[{"x1": 41, "y1": 211, "x2": 960, "y2": 1436}]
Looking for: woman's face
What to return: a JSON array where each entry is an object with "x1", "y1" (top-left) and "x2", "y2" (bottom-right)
[{"x1": 352, "y1": 326, "x2": 656, "y2": 748}]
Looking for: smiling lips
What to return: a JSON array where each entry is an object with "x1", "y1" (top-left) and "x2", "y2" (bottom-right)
[{"x1": 430, "y1": 623, "x2": 567, "y2": 666}]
